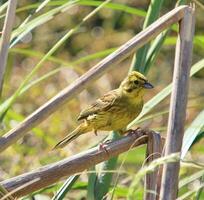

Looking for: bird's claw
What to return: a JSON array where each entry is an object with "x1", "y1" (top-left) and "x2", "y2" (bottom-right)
[
  {"x1": 124, "y1": 127, "x2": 142, "y2": 135},
  {"x1": 127, "y1": 129, "x2": 136, "y2": 135},
  {"x1": 98, "y1": 140, "x2": 111, "y2": 156},
  {"x1": 123, "y1": 129, "x2": 135, "y2": 135}
]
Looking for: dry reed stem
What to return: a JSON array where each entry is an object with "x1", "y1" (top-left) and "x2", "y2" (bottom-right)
[
  {"x1": 160, "y1": 5, "x2": 195, "y2": 200},
  {"x1": 0, "y1": 0, "x2": 17, "y2": 91},
  {"x1": 1, "y1": 129, "x2": 149, "y2": 197},
  {"x1": 144, "y1": 132, "x2": 162, "y2": 200}
]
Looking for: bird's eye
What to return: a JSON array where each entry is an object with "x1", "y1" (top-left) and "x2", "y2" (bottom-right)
[{"x1": 134, "y1": 80, "x2": 139, "y2": 85}]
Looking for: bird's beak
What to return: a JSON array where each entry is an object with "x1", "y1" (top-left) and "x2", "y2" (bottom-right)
[{"x1": 143, "y1": 82, "x2": 154, "y2": 89}]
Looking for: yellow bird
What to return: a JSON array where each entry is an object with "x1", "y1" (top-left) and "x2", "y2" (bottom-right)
[{"x1": 54, "y1": 71, "x2": 153, "y2": 149}]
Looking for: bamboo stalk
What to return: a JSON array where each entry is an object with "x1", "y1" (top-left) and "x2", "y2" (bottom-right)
[
  {"x1": 159, "y1": 6, "x2": 195, "y2": 200},
  {"x1": 0, "y1": 130, "x2": 148, "y2": 197},
  {"x1": 0, "y1": 0, "x2": 17, "y2": 92},
  {"x1": 0, "y1": 6, "x2": 188, "y2": 153}
]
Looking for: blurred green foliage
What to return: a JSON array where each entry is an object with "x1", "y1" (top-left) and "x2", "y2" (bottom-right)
[{"x1": 0, "y1": 0, "x2": 204, "y2": 199}]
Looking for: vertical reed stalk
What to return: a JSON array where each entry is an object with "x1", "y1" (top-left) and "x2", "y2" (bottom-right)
[
  {"x1": 144, "y1": 131, "x2": 162, "y2": 200},
  {"x1": 160, "y1": 5, "x2": 195, "y2": 200},
  {"x1": 0, "y1": 0, "x2": 17, "y2": 94}
]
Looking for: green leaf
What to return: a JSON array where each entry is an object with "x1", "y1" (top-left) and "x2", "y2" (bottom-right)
[
  {"x1": 52, "y1": 175, "x2": 79, "y2": 200},
  {"x1": 87, "y1": 167, "x2": 97, "y2": 200},
  {"x1": 10, "y1": 0, "x2": 52, "y2": 47},
  {"x1": 78, "y1": 0, "x2": 146, "y2": 17},
  {"x1": 181, "y1": 110, "x2": 204, "y2": 159},
  {"x1": 128, "y1": 153, "x2": 180, "y2": 199},
  {"x1": 164, "y1": 35, "x2": 204, "y2": 50},
  {"x1": 0, "y1": 2, "x2": 8, "y2": 14},
  {"x1": 144, "y1": 29, "x2": 170, "y2": 74},
  {"x1": 7, "y1": 48, "x2": 115, "y2": 99},
  {"x1": 15, "y1": 0, "x2": 146, "y2": 17},
  {"x1": 4, "y1": 109, "x2": 55, "y2": 145},
  {"x1": 88, "y1": 132, "x2": 120, "y2": 200},
  {"x1": 190, "y1": 131, "x2": 204, "y2": 147},
  {"x1": 177, "y1": 183, "x2": 204, "y2": 200},
  {"x1": 35, "y1": 0, "x2": 51, "y2": 13},
  {"x1": 130, "y1": 0, "x2": 164, "y2": 73},
  {"x1": 11, "y1": 1, "x2": 78, "y2": 47},
  {"x1": 130, "y1": 0, "x2": 187, "y2": 74},
  {"x1": 195, "y1": 175, "x2": 204, "y2": 200},
  {"x1": 179, "y1": 170, "x2": 204, "y2": 188}
]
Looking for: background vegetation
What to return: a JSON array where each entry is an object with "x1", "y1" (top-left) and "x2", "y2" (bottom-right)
[{"x1": 0, "y1": 0, "x2": 204, "y2": 199}]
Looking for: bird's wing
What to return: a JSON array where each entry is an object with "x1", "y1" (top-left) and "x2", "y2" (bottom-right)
[{"x1": 77, "y1": 90, "x2": 118, "y2": 121}]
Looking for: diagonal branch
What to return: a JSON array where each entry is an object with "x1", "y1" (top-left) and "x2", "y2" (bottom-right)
[
  {"x1": 0, "y1": 129, "x2": 149, "y2": 197},
  {"x1": 0, "y1": 6, "x2": 188, "y2": 153}
]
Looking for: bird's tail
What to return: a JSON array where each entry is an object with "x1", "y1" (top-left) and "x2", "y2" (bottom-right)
[{"x1": 53, "y1": 123, "x2": 90, "y2": 149}]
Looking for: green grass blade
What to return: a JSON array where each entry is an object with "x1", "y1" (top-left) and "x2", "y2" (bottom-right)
[
  {"x1": 10, "y1": 0, "x2": 52, "y2": 47},
  {"x1": 91, "y1": 132, "x2": 120, "y2": 200},
  {"x1": 0, "y1": 2, "x2": 8, "y2": 14},
  {"x1": 128, "y1": 153, "x2": 179, "y2": 199},
  {"x1": 35, "y1": 0, "x2": 51, "y2": 13},
  {"x1": 10, "y1": 47, "x2": 115, "y2": 73},
  {"x1": 4, "y1": 109, "x2": 55, "y2": 145},
  {"x1": 181, "y1": 110, "x2": 204, "y2": 159},
  {"x1": 128, "y1": 59, "x2": 204, "y2": 128},
  {"x1": 87, "y1": 167, "x2": 96, "y2": 200},
  {"x1": 179, "y1": 170, "x2": 204, "y2": 188},
  {"x1": 11, "y1": 1, "x2": 78, "y2": 47},
  {"x1": 144, "y1": 29, "x2": 170, "y2": 74},
  {"x1": 135, "y1": 102, "x2": 202, "y2": 125},
  {"x1": 52, "y1": 175, "x2": 79, "y2": 200},
  {"x1": 72, "y1": 47, "x2": 116, "y2": 65},
  {"x1": 130, "y1": 0, "x2": 164, "y2": 73},
  {"x1": 177, "y1": 183, "x2": 204, "y2": 200},
  {"x1": 164, "y1": 35, "x2": 204, "y2": 49},
  {"x1": 9, "y1": 48, "x2": 77, "y2": 68},
  {"x1": 15, "y1": 1, "x2": 146, "y2": 17},
  {"x1": 11, "y1": 48, "x2": 115, "y2": 94},
  {"x1": 142, "y1": 0, "x2": 187, "y2": 74},
  {"x1": 78, "y1": 0, "x2": 146, "y2": 17},
  {"x1": 190, "y1": 131, "x2": 204, "y2": 147},
  {"x1": 195, "y1": 175, "x2": 204, "y2": 200},
  {"x1": 12, "y1": 1, "x2": 77, "y2": 39},
  {"x1": 131, "y1": 0, "x2": 186, "y2": 74}
]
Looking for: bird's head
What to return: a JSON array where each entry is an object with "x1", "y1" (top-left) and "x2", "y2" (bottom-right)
[{"x1": 120, "y1": 71, "x2": 154, "y2": 97}]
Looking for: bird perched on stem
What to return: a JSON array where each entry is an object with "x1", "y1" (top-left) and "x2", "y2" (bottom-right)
[{"x1": 54, "y1": 71, "x2": 153, "y2": 149}]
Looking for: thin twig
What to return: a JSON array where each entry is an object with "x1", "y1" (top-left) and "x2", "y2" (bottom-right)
[
  {"x1": 0, "y1": 0, "x2": 17, "y2": 93},
  {"x1": 0, "y1": 6, "x2": 188, "y2": 153},
  {"x1": 0, "y1": 129, "x2": 148, "y2": 197}
]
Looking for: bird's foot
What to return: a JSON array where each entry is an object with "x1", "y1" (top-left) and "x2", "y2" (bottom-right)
[
  {"x1": 123, "y1": 129, "x2": 135, "y2": 135},
  {"x1": 98, "y1": 140, "x2": 111, "y2": 156},
  {"x1": 124, "y1": 127, "x2": 142, "y2": 135}
]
